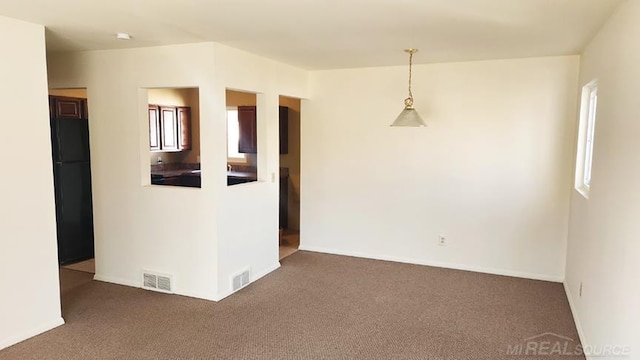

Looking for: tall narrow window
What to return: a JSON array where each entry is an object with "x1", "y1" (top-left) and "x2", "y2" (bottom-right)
[
  {"x1": 226, "y1": 108, "x2": 245, "y2": 161},
  {"x1": 575, "y1": 80, "x2": 598, "y2": 198}
]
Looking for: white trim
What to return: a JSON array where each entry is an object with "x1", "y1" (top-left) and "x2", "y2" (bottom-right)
[
  {"x1": 298, "y1": 245, "x2": 564, "y2": 283},
  {"x1": 575, "y1": 184, "x2": 590, "y2": 199},
  {"x1": 563, "y1": 281, "x2": 592, "y2": 360},
  {"x1": 0, "y1": 316, "x2": 65, "y2": 350},
  {"x1": 215, "y1": 262, "x2": 281, "y2": 301},
  {"x1": 172, "y1": 289, "x2": 217, "y2": 301},
  {"x1": 574, "y1": 79, "x2": 598, "y2": 199},
  {"x1": 215, "y1": 289, "x2": 234, "y2": 302},
  {"x1": 226, "y1": 107, "x2": 248, "y2": 163},
  {"x1": 93, "y1": 274, "x2": 139, "y2": 288},
  {"x1": 94, "y1": 273, "x2": 217, "y2": 301},
  {"x1": 254, "y1": 262, "x2": 281, "y2": 282}
]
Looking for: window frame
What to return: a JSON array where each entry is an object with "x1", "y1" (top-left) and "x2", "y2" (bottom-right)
[
  {"x1": 575, "y1": 80, "x2": 598, "y2": 199},
  {"x1": 226, "y1": 107, "x2": 247, "y2": 163}
]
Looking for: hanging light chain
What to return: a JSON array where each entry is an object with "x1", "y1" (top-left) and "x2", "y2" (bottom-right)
[{"x1": 404, "y1": 49, "x2": 417, "y2": 109}]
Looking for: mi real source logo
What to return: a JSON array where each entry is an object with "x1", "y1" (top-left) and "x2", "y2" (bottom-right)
[{"x1": 506, "y1": 333, "x2": 630, "y2": 357}]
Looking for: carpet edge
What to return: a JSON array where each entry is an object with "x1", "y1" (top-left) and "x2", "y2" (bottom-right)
[{"x1": 298, "y1": 245, "x2": 564, "y2": 282}]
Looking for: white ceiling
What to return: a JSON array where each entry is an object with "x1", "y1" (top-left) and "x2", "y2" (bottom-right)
[{"x1": 0, "y1": 0, "x2": 622, "y2": 70}]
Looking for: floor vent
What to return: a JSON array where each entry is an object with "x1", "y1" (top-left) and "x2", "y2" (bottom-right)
[
  {"x1": 232, "y1": 269, "x2": 251, "y2": 292},
  {"x1": 142, "y1": 271, "x2": 173, "y2": 293}
]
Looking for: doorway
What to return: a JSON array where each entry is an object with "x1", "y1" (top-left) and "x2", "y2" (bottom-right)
[
  {"x1": 278, "y1": 96, "x2": 301, "y2": 260},
  {"x1": 48, "y1": 89, "x2": 95, "y2": 272}
]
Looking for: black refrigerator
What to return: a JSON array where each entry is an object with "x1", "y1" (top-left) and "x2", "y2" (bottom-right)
[{"x1": 49, "y1": 96, "x2": 95, "y2": 265}]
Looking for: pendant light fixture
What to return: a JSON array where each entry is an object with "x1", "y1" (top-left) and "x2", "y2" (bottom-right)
[{"x1": 391, "y1": 49, "x2": 426, "y2": 127}]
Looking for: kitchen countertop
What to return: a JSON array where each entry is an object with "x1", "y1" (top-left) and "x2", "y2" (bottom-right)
[
  {"x1": 227, "y1": 171, "x2": 289, "y2": 179},
  {"x1": 227, "y1": 171, "x2": 257, "y2": 179},
  {"x1": 151, "y1": 169, "x2": 199, "y2": 178},
  {"x1": 151, "y1": 169, "x2": 287, "y2": 179}
]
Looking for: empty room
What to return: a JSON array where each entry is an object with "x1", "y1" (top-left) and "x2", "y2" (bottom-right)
[{"x1": 0, "y1": 0, "x2": 638, "y2": 359}]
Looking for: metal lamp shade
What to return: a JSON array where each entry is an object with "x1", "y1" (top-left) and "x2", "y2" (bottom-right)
[{"x1": 391, "y1": 107, "x2": 426, "y2": 127}]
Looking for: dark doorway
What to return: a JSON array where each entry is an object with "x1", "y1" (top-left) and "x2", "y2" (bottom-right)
[{"x1": 49, "y1": 95, "x2": 95, "y2": 265}]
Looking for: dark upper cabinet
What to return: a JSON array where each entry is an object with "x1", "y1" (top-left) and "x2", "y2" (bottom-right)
[
  {"x1": 279, "y1": 106, "x2": 288, "y2": 155},
  {"x1": 149, "y1": 104, "x2": 192, "y2": 152},
  {"x1": 177, "y1": 106, "x2": 192, "y2": 151},
  {"x1": 160, "y1": 106, "x2": 178, "y2": 151},
  {"x1": 54, "y1": 97, "x2": 85, "y2": 119},
  {"x1": 149, "y1": 105, "x2": 161, "y2": 151},
  {"x1": 237, "y1": 105, "x2": 289, "y2": 154},
  {"x1": 238, "y1": 106, "x2": 257, "y2": 153},
  {"x1": 49, "y1": 96, "x2": 91, "y2": 162}
]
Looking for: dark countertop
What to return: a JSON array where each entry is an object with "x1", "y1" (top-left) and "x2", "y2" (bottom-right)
[
  {"x1": 151, "y1": 169, "x2": 287, "y2": 179},
  {"x1": 151, "y1": 169, "x2": 199, "y2": 178},
  {"x1": 227, "y1": 171, "x2": 288, "y2": 179},
  {"x1": 227, "y1": 171, "x2": 257, "y2": 180}
]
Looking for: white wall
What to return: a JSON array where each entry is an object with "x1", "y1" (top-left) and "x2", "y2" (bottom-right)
[
  {"x1": 47, "y1": 42, "x2": 309, "y2": 301},
  {"x1": 48, "y1": 43, "x2": 220, "y2": 300},
  {"x1": 213, "y1": 44, "x2": 308, "y2": 299},
  {"x1": 565, "y1": 0, "x2": 640, "y2": 358},
  {"x1": 0, "y1": 16, "x2": 63, "y2": 349},
  {"x1": 301, "y1": 56, "x2": 579, "y2": 281}
]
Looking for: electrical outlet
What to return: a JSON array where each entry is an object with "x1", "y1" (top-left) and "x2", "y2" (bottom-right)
[
  {"x1": 438, "y1": 235, "x2": 446, "y2": 246},
  {"x1": 579, "y1": 282, "x2": 583, "y2": 298}
]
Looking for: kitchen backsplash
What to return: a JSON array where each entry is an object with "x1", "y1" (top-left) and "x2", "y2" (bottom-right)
[{"x1": 151, "y1": 162, "x2": 200, "y2": 172}]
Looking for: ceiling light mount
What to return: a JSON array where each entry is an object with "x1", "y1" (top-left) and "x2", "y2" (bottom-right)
[
  {"x1": 391, "y1": 48, "x2": 426, "y2": 127},
  {"x1": 116, "y1": 32, "x2": 131, "y2": 40}
]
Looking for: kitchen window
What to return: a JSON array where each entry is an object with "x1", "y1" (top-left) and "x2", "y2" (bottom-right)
[
  {"x1": 575, "y1": 80, "x2": 598, "y2": 199},
  {"x1": 227, "y1": 108, "x2": 246, "y2": 162}
]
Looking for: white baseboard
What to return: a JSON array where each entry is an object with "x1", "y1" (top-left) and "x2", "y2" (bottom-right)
[
  {"x1": 215, "y1": 262, "x2": 281, "y2": 301},
  {"x1": 254, "y1": 262, "x2": 281, "y2": 282},
  {"x1": 95, "y1": 273, "x2": 219, "y2": 301},
  {"x1": 564, "y1": 281, "x2": 591, "y2": 359},
  {"x1": 298, "y1": 245, "x2": 564, "y2": 283},
  {"x1": 93, "y1": 273, "x2": 139, "y2": 288},
  {"x1": 173, "y1": 288, "x2": 217, "y2": 301},
  {"x1": 0, "y1": 316, "x2": 64, "y2": 350}
]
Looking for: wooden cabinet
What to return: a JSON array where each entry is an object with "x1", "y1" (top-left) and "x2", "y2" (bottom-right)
[
  {"x1": 279, "y1": 106, "x2": 289, "y2": 154},
  {"x1": 149, "y1": 104, "x2": 192, "y2": 152},
  {"x1": 177, "y1": 107, "x2": 192, "y2": 151},
  {"x1": 160, "y1": 106, "x2": 178, "y2": 151},
  {"x1": 238, "y1": 106, "x2": 257, "y2": 153},
  {"x1": 237, "y1": 106, "x2": 289, "y2": 154},
  {"x1": 148, "y1": 105, "x2": 160, "y2": 151},
  {"x1": 51, "y1": 96, "x2": 87, "y2": 120}
]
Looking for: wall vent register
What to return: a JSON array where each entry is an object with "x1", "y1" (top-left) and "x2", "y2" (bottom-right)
[
  {"x1": 142, "y1": 271, "x2": 173, "y2": 293},
  {"x1": 232, "y1": 269, "x2": 251, "y2": 292}
]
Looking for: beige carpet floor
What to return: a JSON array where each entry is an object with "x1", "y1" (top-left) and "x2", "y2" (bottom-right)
[
  {"x1": 61, "y1": 258, "x2": 95, "y2": 274},
  {"x1": 0, "y1": 252, "x2": 583, "y2": 360}
]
